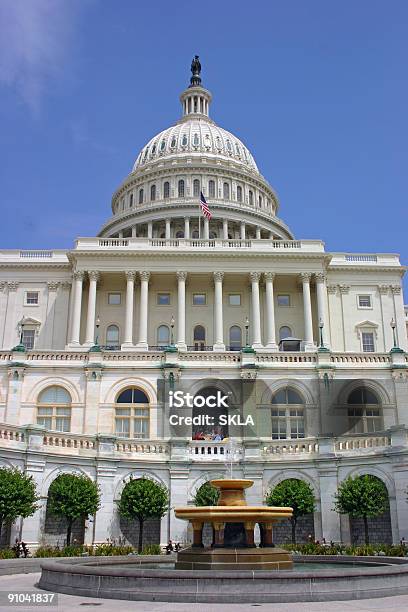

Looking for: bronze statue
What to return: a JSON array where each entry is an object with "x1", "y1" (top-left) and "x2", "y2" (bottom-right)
[{"x1": 189, "y1": 55, "x2": 202, "y2": 87}]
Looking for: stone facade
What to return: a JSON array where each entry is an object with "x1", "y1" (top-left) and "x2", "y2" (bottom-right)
[{"x1": 0, "y1": 64, "x2": 407, "y2": 549}]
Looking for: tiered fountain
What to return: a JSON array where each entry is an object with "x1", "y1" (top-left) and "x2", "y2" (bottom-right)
[{"x1": 175, "y1": 478, "x2": 293, "y2": 570}]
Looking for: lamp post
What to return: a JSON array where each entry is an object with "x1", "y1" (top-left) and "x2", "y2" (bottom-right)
[
  {"x1": 90, "y1": 315, "x2": 101, "y2": 353},
  {"x1": 245, "y1": 316, "x2": 249, "y2": 347},
  {"x1": 170, "y1": 315, "x2": 175, "y2": 345},
  {"x1": 318, "y1": 317, "x2": 329, "y2": 353}
]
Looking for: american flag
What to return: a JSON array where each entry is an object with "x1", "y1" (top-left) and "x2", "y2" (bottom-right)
[{"x1": 200, "y1": 191, "x2": 212, "y2": 220}]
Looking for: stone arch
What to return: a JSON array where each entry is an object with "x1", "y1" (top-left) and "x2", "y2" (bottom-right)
[
  {"x1": 339, "y1": 469, "x2": 393, "y2": 545},
  {"x1": 260, "y1": 379, "x2": 316, "y2": 406},
  {"x1": 103, "y1": 378, "x2": 157, "y2": 406},
  {"x1": 336, "y1": 379, "x2": 391, "y2": 406},
  {"x1": 114, "y1": 471, "x2": 167, "y2": 549},
  {"x1": 187, "y1": 471, "x2": 225, "y2": 502},
  {"x1": 27, "y1": 378, "x2": 81, "y2": 405},
  {"x1": 41, "y1": 467, "x2": 93, "y2": 547},
  {"x1": 265, "y1": 471, "x2": 319, "y2": 545}
]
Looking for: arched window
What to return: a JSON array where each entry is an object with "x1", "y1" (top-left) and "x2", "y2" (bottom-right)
[
  {"x1": 208, "y1": 180, "x2": 215, "y2": 198},
  {"x1": 193, "y1": 179, "x2": 200, "y2": 197},
  {"x1": 37, "y1": 386, "x2": 71, "y2": 432},
  {"x1": 279, "y1": 326, "x2": 292, "y2": 340},
  {"x1": 237, "y1": 186, "x2": 242, "y2": 202},
  {"x1": 223, "y1": 182, "x2": 230, "y2": 199},
  {"x1": 163, "y1": 181, "x2": 170, "y2": 199},
  {"x1": 171, "y1": 136, "x2": 177, "y2": 148},
  {"x1": 193, "y1": 133, "x2": 200, "y2": 146},
  {"x1": 106, "y1": 324, "x2": 119, "y2": 348},
  {"x1": 209, "y1": 231, "x2": 217, "y2": 239},
  {"x1": 160, "y1": 139, "x2": 166, "y2": 151},
  {"x1": 194, "y1": 325, "x2": 206, "y2": 351},
  {"x1": 271, "y1": 388, "x2": 304, "y2": 439},
  {"x1": 182, "y1": 134, "x2": 188, "y2": 147},
  {"x1": 347, "y1": 387, "x2": 381, "y2": 433},
  {"x1": 226, "y1": 139, "x2": 232, "y2": 152},
  {"x1": 176, "y1": 230, "x2": 184, "y2": 238},
  {"x1": 259, "y1": 195, "x2": 263, "y2": 208},
  {"x1": 157, "y1": 325, "x2": 170, "y2": 347},
  {"x1": 178, "y1": 179, "x2": 185, "y2": 197},
  {"x1": 129, "y1": 193, "x2": 133, "y2": 207},
  {"x1": 138, "y1": 188, "x2": 144, "y2": 204},
  {"x1": 151, "y1": 142, "x2": 157, "y2": 156},
  {"x1": 115, "y1": 387, "x2": 149, "y2": 439},
  {"x1": 229, "y1": 326, "x2": 242, "y2": 351},
  {"x1": 249, "y1": 190, "x2": 253, "y2": 205},
  {"x1": 150, "y1": 184, "x2": 156, "y2": 201}
]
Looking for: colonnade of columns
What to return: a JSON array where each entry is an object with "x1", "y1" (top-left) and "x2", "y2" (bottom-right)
[{"x1": 68, "y1": 270, "x2": 329, "y2": 351}]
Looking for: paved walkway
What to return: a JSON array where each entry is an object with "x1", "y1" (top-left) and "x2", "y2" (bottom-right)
[{"x1": 0, "y1": 573, "x2": 408, "y2": 612}]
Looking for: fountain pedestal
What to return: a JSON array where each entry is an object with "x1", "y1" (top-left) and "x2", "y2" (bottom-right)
[{"x1": 175, "y1": 478, "x2": 294, "y2": 570}]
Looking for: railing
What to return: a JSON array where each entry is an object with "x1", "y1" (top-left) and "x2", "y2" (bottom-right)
[
  {"x1": 115, "y1": 440, "x2": 169, "y2": 455},
  {"x1": 263, "y1": 439, "x2": 319, "y2": 456},
  {"x1": 0, "y1": 426, "x2": 25, "y2": 443},
  {"x1": 43, "y1": 433, "x2": 96, "y2": 451},
  {"x1": 334, "y1": 433, "x2": 391, "y2": 452},
  {"x1": 20, "y1": 250, "x2": 53, "y2": 258},
  {"x1": 188, "y1": 441, "x2": 243, "y2": 461},
  {"x1": 186, "y1": 345, "x2": 214, "y2": 352},
  {"x1": 331, "y1": 353, "x2": 391, "y2": 364},
  {"x1": 257, "y1": 353, "x2": 317, "y2": 363},
  {"x1": 345, "y1": 255, "x2": 377, "y2": 262}
]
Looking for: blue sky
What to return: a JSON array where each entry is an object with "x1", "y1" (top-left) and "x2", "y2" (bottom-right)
[{"x1": 0, "y1": 1, "x2": 407, "y2": 294}]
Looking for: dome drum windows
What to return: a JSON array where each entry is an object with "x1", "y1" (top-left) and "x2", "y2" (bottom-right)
[
  {"x1": 193, "y1": 133, "x2": 200, "y2": 147},
  {"x1": 249, "y1": 190, "x2": 254, "y2": 206},
  {"x1": 150, "y1": 184, "x2": 156, "y2": 202},
  {"x1": 181, "y1": 134, "x2": 188, "y2": 147},
  {"x1": 208, "y1": 180, "x2": 215, "y2": 198},
  {"x1": 178, "y1": 179, "x2": 185, "y2": 198},
  {"x1": 115, "y1": 387, "x2": 150, "y2": 439},
  {"x1": 223, "y1": 182, "x2": 230, "y2": 200},
  {"x1": 138, "y1": 188, "x2": 144, "y2": 204},
  {"x1": 163, "y1": 181, "x2": 170, "y2": 199},
  {"x1": 193, "y1": 179, "x2": 200, "y2": 197},
  {"x1": 237, "y1": 185, "x2": 243, "y2": 202},
  {"x1": 160, "y1": 139, "x2": 166, "y2": 152},
  {"x1": 37, "y1": 386, "x2": 71, "y2": 432}
]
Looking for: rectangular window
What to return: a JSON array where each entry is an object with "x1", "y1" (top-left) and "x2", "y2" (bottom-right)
[
  {"x1": 362, "y1": 332, "x2": 375, "y2": 352},
  {"x1": 277, "y1": 295, "x2": 290, "y2": 307},
  {"x1": 25, "y1": 291, "x2": 39, "y2": 305},
  {"x1": 358, "y1": 295, "x2": 372, "y2": 308},
  {"x1": 157, "y1": 293, "x2": 171, "y2": 305},
  {"x1": 37, "y1": 406, "x2": 71, "y2": 432},
  {"x1": 22, "y1": 329, "x2": 35, "y2": 350},
  {"x1": 271, "y1": 409, "x2": 286, "y2": 440},
  {"x1": 193, "y1": 293, "x2": 206, "y2": 305},
  {"x1": 108, "y1": 293, "x2": 121, "y2": 305},
  {"x1": 115, "y1": 407, "x2": 149, "y2": 439},
  {"x1": 229, "y1": 294, "x2": 241, "y2": 306}
]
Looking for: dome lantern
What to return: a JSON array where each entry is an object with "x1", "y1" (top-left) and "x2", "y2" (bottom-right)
[{"x1": 179, "y1": 55, "x2": 212, "y2": 120}]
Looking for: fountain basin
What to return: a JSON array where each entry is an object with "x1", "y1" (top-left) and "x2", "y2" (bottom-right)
[{"x1": 38, "y1": 554, "x2": 408, "y2": 603}]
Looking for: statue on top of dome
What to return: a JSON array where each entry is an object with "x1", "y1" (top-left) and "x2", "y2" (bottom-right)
[{"x1": 189, "y1": 55, "x2": 202, "y2": 87}]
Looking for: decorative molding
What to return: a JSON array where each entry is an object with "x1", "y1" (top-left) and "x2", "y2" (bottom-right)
[
  {"x1": 315, "y1": 273, "x2": 326, "y2": 283},
  {"x1": 241, "y1": 369, "x2": 257, "y2": 380},
  {"x1": 378, "y1": 285, "x2": 389, "y2": 295},
  {"x1": 85, "y1": 367, "x2": 103, "y2": 381},
  {"x1": 300, "y1": 272, "x2": 312, "y2": 282},
  {"x1": 339, "y1": 284, "x2": 350, "y2": 294},
  {"x1": 213, "y1": 271, "x2": 224, "y2": 282},
  {"x1": 391, "y1": 369, "x2": 408, "y2": 382},
  {"x1": 88, "y1": 270, "x2": 100, "y2": 282},
  {"x1": 60, "y1": 281, "x2": 72, "y2": 290},
  {"x1": 390, "y1": 285, "x2": 401, "y2": 295},
  {"x1": 176, "y1": 271, "x2": 188, "y2": 282},
  {"x1": 47, "y1": 281, "x2": 59, "y2": 291},
  {"x1": 327, "y1": 285, "x2": 337, "y2": 294},
  {"x1": 73, "y1": 270, "x2": 85, "y2": 281}
]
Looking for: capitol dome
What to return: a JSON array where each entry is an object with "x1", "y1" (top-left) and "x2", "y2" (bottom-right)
[{"x1": 98, "y1": 58, "x2": 294, "y2": 241}]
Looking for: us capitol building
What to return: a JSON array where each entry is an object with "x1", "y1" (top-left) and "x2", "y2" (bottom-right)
[{"x1": 1, "y1": 59, "x2": 407, "y2": 549}]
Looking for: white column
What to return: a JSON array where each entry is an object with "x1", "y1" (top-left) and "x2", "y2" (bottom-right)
[
  {"x1": 204, "y1": 217, "x2": 209, "y2": 239},
  {"x1": 85, "y1": 271, "x2": 99, "y2": 346},
  {"x1": 301, "y1": 272, "x2": 314, "y2": 350},
  {"x1": 223, "y1": 219, "x2": 228, "y2": 240},
  {"x1": 136, "y1": 271, "x2": 150, "y2": 350},
  {"x1": 69, "y1": 271, "x2": 85, "y2": 346},
  {"x1": 256, "y1": 226, "x2": 261, "y2": 240},
  {"x1": 147, "y1": 221, "x2": 153, "y2": 239},
  {"x1": 315, "y1": 273, "x2": 330, "y2": 348},
  {"x1": 122, "y1": 271, "x2": 136, "y2": 347},
  {"x1": 165, "y1": 218, "x2": 171, "y2": 239},
  {"x1": 240, "y1": 221, "x2": 246, "y2": 240},
  {"x1": 131, "y1": 225, "x2": 137, "y2": 237},
  {"x1": 176, "y1": 271, "x2": 187, "y2": 350},
  {"x1": 184, "y1": 217, "x2": 190, "y2": 239},
  {"x1": 249, "y1": 272, "x2": 262, "y2": 348},
  {"x1": 213, "y1": 271, "x2": 225, "y2": 351},
  {"x1": 264, "y1": 272, "x2": 277, "y2": 350},
  {"x1": 269, "y1": 231, "x2": 274, "y2": 239}
]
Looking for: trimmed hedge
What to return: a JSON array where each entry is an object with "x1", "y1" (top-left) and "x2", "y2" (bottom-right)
[{"x1": 282, "y1": 542, "x2": 408, "y2": 557}]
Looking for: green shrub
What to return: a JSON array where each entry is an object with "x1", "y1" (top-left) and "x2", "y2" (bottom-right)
[
  {"x1": 140, "y1": 544, "x2": 162, "y2": 555},
  {"x1": 281, "y1": 543, "x2": 408, "y2": 557},
  {"x1": 0, "y1": 548, "x2": 16, "y2": 559},
  {"x1": 93, "y1": 543, "x2": 134, "y2": 556}
]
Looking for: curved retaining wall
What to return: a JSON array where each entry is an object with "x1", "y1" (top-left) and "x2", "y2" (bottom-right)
[{"x1": 38, "y1": 554, "x2": 408, "y2": 603}]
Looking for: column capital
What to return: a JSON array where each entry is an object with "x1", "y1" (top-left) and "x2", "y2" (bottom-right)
[
  {"x1": 177, "y1": 271, "x2": 188, "y2": 282},
  {"x1": 327, "y1": 285, "x2": 337, "y2": 294},
  {"x1": 378, "y1": 284, "x2": 389, "y2": 295},
  {"x1": 88, "y1": 270, "x2": 100, "y2": 282},
  {"x1": 391, "y1": 284, "x2": 402, "y2": 295},
  {"x1": 264, "y1": 272, "x2": 275, "y2": 282},
  {"x1": 315, "y1": 272, "x2": 326, "y2": 283},
  {"x1": 339, "y1": 284, "x2": 350, "y2": 294},
  {"x1": 213, "y1": 271, "x2": 224, "y2": 283},
  {"x1": 249, "y1": 271, "x2": 261, "y2": 283},
  {"x1": 73, "y1": 270, "x2": 85, "y2": 281},
  {"x1": 139, "y1": 270, "x2": 151, "y2": 282},
  {"x1": 7, "y1": 281, "x2": 19, "y2": 292},
  {"x1": 47, "y1": 281, "x2": 59, "y2": 291},
  {"x1": 300, "y1": 272, "x2": 312, "y2": 283},
  {"x1": 125, "y1": 270, "x2": 137, "y2": 282}
]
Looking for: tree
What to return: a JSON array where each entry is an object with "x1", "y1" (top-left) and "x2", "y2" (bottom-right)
[
  {"x1": 0, "y1": 467, "x2": 39, "y2": 546},
  {"x1": 334, "y1": 474, "x2": 388, "y2": 545},
  {"x1": 193, "y1": 481, "x2": 219, "y2": 506},
  {"x1": 118, "y1": 477, "x2": 169, "y2": 553},
  {"x1": 47, "y1": 473, "x2": 100, "y2": 546},
  {"x1": 266, "y1": 478, "x2": 315, "y2": 544}
]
